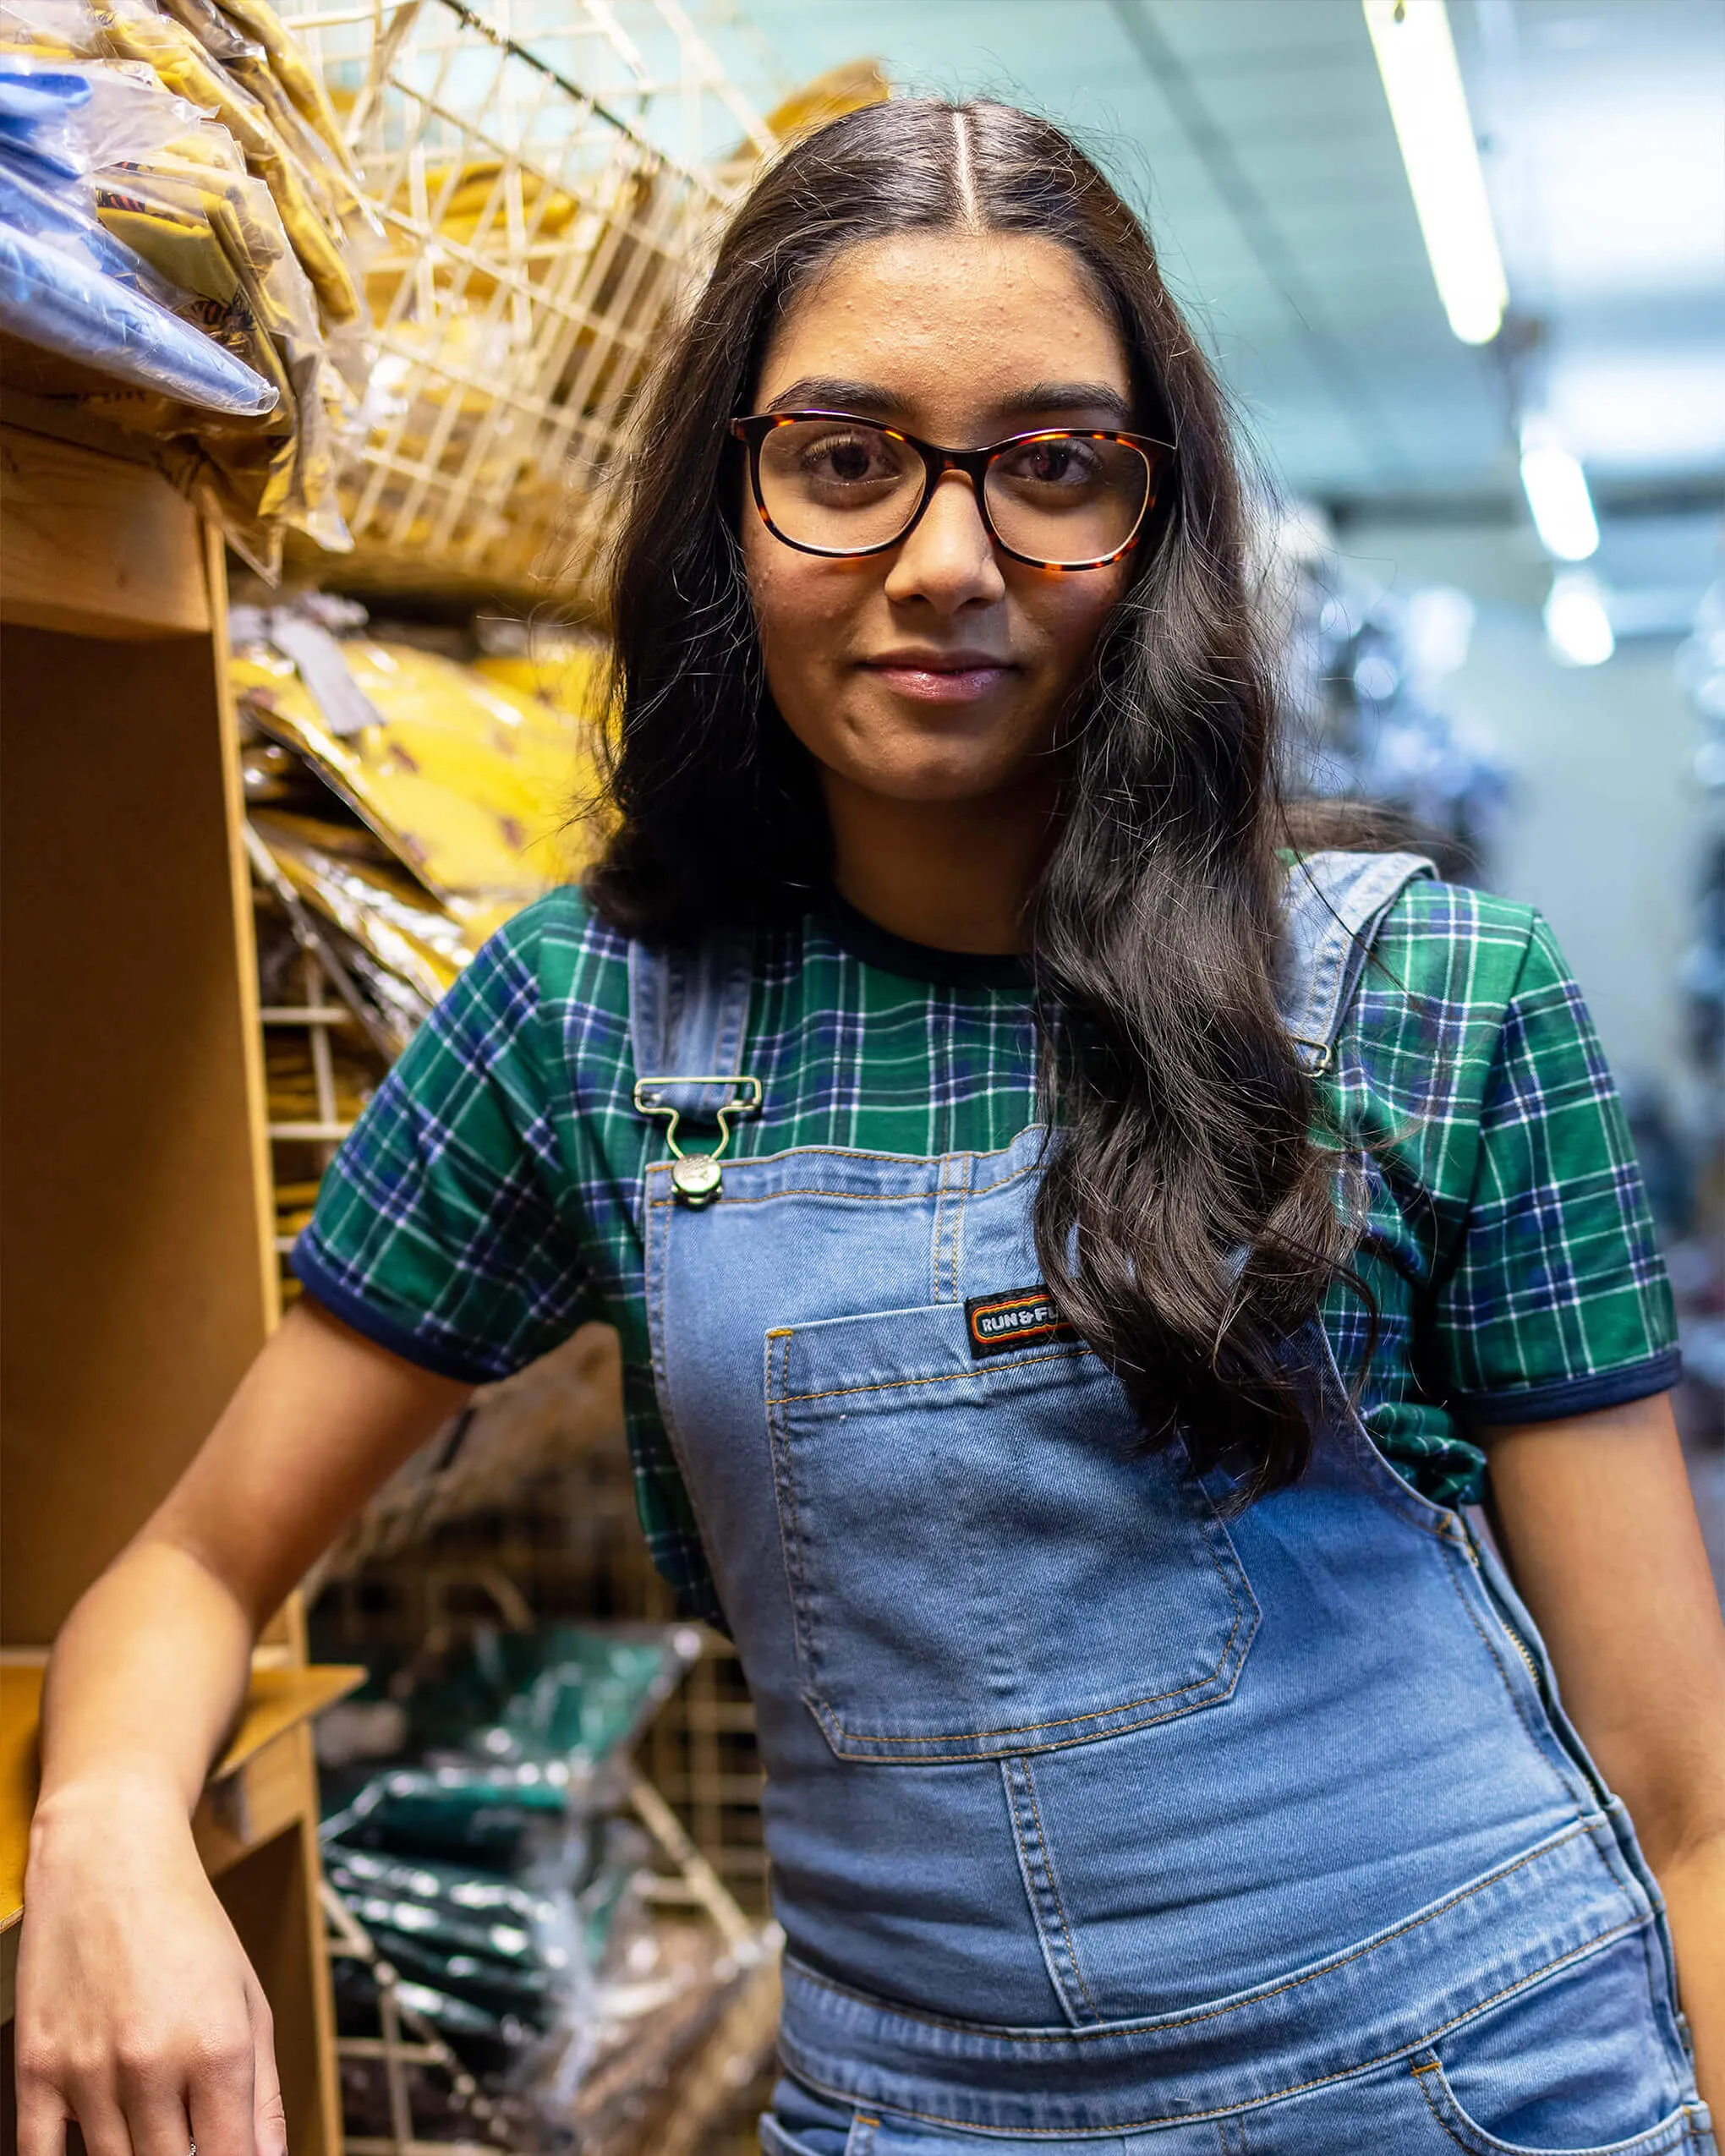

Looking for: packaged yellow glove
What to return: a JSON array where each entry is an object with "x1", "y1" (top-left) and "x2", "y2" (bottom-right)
[
  {"x1": 364, "y1": 160, "x2": 579, "y2": 322},
  {"x1": 115, "y1": 140, "x2": 350, "y2": 548},
  {"x1": 224, "y1": 47, "x2": 361, "y2": 225},
  {"x1": 145, "y1": 136, "x2": 320, "y2": 351},
  {"x1": 96, "y1": 0, "x2": 359, "y2": 324},
  {"x1": 0, "y1": 0, "x2": 98, "y2": 57},
  {"x1": 206, "y1": 0, "x2": 350, "y2": 175},
  {"x1": 759, "y1": 59, "x2": 890, "y2": 148},
  {"x1": 92, "y1": 168, "x2": 298, "y2": 505},
  {"x1": 155, "y1": 0, "x2": 362, "y2": 225},
  {"x1": 473, "y1": 637, "x2": 605, "y2": 724},
  {"x1": 151, "y1": 0, "x2": 255, "y2": 63}
]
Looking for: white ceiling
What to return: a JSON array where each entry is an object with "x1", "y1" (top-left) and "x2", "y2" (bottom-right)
[{"x1": 692, "y1": 0, "x2": 1725, "y2": 553}]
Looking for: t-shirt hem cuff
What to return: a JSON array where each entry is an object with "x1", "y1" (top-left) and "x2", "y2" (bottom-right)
[
  {"x1": 1458, "y1": 1347, "x2": 1684, "y2": 1427},
  {"x1": 290, "y1": 1240, "x2": 507, "y2": 1387}
]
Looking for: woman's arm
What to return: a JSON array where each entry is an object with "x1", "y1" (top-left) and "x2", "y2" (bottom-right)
[
  {"x1": 1487, "y1": 1393, "x2": 1725, "y2": 2118},
  {"x1": 17, "y1": 1297, "x2": 472, "y2": 2156}
]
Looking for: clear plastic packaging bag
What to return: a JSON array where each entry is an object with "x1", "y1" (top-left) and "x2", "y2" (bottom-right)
[
  {"x1": 246, "y1": 808, "x2": 466, "y2": 1023},
  {"x1": 152, "y1": 0, "x2": 257, "y2": 66},
  {"x1": 406, "y1": 1626, "x2": 692, "y2": 1779},
  {"x1": 94, "y1": 0, "x2": 360, "y2": 325},
  {"x1": 0, "y1": 0, "x2": 107, "y2": 55},
  {"x1": 320, "y1": 1764, "x2": 581, "y2": 1870},
  {"x1": 0, "y1": 211, "x2": 276, "y2": 409},
  {"x1": 0, "y1": 140, "x2": 172, "y2": 292},
  {"x1": 314, "y1": 1626, "x2": 730, "y2": 2137},
  {"x1": 0, "y1": 62, "x2": 90, "y2": 174},
  {"x1": 0, "y1": 52, "x2": 201, "y2": 173}
]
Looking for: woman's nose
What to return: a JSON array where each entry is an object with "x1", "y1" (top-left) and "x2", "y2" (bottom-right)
[{"x1": 883, "y1": 469, "x2": 1007, "y2": 612}]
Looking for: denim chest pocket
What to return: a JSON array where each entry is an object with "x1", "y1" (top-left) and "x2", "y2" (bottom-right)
[{"x1": 763, "y1": 1302, "x2": 1259, "y2": 1764}]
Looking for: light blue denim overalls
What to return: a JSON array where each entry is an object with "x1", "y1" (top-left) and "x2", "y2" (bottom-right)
[{"x1": 627, "y1": 853, "x2": 1713, "y2": 2153}]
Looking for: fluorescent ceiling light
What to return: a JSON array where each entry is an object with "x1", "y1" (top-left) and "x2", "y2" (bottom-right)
[
  {"x1": 1362, "y1": 0, "x2": 1509, "y2": 343},
  {"x1": 1544, "y1": 572, "x2": 1615, "y2": 667},
  {"x1": 1520, "y1": 420, "x2": 1601, "y2": 561},
  {"x1": 1548, "y1": 353, "x2": 1725, "y2": 473}
]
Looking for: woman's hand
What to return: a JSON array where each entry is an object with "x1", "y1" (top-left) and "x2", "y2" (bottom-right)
[
  {"x1": 17, "y1": 1300, "x2": 473, "y2": 2156},
  {"x1": 17, "y1": 1781, "x2": 285, "y2": 2156}
]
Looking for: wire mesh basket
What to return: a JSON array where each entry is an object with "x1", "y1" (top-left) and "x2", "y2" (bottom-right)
[{"x1": 278, "y1": 0, "x2": 771, "y2": 605}]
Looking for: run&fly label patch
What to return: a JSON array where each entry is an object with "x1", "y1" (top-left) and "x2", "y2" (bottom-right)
[{"x1": 964, "y1": 1286, "x2": 1077, "y2": 1359}]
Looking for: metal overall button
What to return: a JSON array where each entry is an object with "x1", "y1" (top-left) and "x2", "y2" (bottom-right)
[{"x1": 632, "y1": 1074, "x2": 762, "y2": 1208}]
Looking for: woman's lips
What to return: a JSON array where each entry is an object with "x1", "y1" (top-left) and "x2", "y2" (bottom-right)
[{"x1": 860, "y1": 659, "x2": 1016, "y2": 703}]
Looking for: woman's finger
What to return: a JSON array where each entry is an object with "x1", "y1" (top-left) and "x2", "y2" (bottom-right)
[
  {"x1": 14, "y1": 2074, "x2": 85, "y2": 2156},
  {"x1": 52, "y1": 2085, "x2": 138, "y2": 2156},
  {"x1": 247, "y1": 1981, "x2": 288, "y2": 2156},
  {"x1": 116, "y1": 2066, "x2": 199, "y2": 2156},
  {"x1": 179, "y1": 2027, "x2": 257, "y2": 2156}
]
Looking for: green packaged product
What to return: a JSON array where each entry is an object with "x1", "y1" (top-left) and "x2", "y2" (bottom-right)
[
  {"x1": 405, "y1": 1624, "x2": 691, "y2": 1773},
  {"x1": 321, "y1": 1764, "x2": 576, "y2": 1869}
]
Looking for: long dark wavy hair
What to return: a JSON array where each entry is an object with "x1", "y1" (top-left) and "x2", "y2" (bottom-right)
[{"x1": 589, "y1": 96, "x2": 1376, "y2": 1498}]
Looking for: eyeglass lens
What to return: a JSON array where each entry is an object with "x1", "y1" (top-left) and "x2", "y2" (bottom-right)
[{"x1": 754, "y1": 418, "x2": 1153, "y2": 566}]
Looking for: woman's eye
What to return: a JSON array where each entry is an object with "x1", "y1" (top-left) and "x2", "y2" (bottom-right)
[
  {"x1": 803, "y1": 434, "x2": 893, "y2": 484},
  {"x1": 1006, "y1": 437, "x2": 1101, "y2": 486}
]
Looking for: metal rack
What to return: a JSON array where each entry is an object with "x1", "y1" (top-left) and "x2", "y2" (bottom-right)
[
  {"x1": 321, "y1": 1779, "x2": 778, "y2": 2156},
  {"x1": 277, "y1": 0, "x2": 769, "y2": 603}
]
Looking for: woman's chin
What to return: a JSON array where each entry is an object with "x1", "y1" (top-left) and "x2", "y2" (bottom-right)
[
  {"x1": 832, "y1": 752, "x2": 1042, "y2": 807},
  {"x1": 813, "y1": 705, "x2": 1054, "y2": 807}
]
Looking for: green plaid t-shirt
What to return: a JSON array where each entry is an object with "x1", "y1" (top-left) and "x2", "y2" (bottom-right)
[{"x1": 295, "y1": 878, "x2": 1680, "y2": 1622}]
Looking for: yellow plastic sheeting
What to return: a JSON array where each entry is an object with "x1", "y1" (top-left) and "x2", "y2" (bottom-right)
[
  {"x1": 233, "y1": 637, "x2": 602, "y2": 908},
  {"x1": 473, "y1": 637, "x2": 606, "y2": 720},
  {"x1": 250, "y1": 809, "x2": 468, "y2": 1014}
]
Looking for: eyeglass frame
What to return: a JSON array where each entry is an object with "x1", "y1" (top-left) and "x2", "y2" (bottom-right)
[{"x1": 728, "y1": 409, "x2": 1176, "y2": 572}]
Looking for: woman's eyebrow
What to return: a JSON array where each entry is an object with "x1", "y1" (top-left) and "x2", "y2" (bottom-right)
[
  {"x1": 995, "y1": 380, "x2": 1134, "y2": 424},
  {"x1": 762, "y1": 376, "x2": 908, "y2": 417},
  {"x1": 757, "y1": 376, "x2": 1136, "y2": 427}
]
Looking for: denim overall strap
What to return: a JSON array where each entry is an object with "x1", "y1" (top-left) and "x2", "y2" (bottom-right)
[
  {"x1": 1279, "y1": 850, "x2": 1435, "y2": 1072},
  {"x1": 627, "y1": 926, "x2": 755, "y2": 1123}
]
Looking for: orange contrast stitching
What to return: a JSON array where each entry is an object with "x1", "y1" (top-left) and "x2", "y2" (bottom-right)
[
  {"x1": 1017, "y1": 1755, "x2": 1099, "y2": 2020},
  {"x1": 768, "y1": 1346, "x2": 1090, "y2": 1407},
  {"x1": 785, "y1": 1918, "x2": 1642, "y2": 2135},
  {"x1": 783, "y1": 1822, "x2": 1600, "y2": 2039}
]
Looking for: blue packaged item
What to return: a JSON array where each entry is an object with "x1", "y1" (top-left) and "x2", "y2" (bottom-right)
[
  {"x1": 0, "y1": 67, "x2": 90, "y2": 177},
  {"x1": 0, "y1": 148, "x2": 165, "y2": 293},
  {"x1": 0, "y1": 68, "x2": 90, "y2": 120},
  {"x1": 0, "y1": 57, "x2": 200, "y2": 177},
  {"x1": 0, "y1": 218, "x2": 277, "y2": 413}
]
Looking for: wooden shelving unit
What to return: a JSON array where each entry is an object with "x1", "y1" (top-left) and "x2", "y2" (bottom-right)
[{"x1": 0, "y1": 408, "x2": 354, "y2": 2152}]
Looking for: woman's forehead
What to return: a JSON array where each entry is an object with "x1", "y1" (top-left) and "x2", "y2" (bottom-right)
[{"x1": 755, "y1": 230, "x2": 1131, "y2": 437}]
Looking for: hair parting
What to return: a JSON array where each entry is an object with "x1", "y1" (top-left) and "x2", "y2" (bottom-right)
[{"x1": 950, "y1": 104, "x2": 981, "y2": 226}]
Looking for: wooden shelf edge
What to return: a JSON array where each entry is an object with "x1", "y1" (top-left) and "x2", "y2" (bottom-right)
[
  {"x1": 0, "y1": 1664, "x2": 365, "y2": 1949},
  {"x1": 1, "y1": 423, "x2": 211, "y2": 640}
]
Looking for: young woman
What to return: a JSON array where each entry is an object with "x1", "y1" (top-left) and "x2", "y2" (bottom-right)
[{"x1": 18, "y1": 98, "x2": 1725, "y2": 2156}]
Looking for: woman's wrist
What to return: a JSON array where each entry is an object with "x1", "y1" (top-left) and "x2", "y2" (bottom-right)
[{"x1": 29, "y1": 1765, "x2": 198, "y2": 1849}]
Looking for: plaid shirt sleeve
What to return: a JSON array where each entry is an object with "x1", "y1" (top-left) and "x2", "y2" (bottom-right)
[
  {"x1": 291, "y1": 905, "x2": 595, "y2": 1383},
  {"x1": 1428, "y1": 909, "x2": 1679, "y2": 1424}
]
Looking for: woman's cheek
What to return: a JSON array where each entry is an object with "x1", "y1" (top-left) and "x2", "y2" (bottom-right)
[
  {"x1": 1024, "y1": 570, "x2": 1131, "y2": 705},
  {"x1": 758, "y1": 572, "x2": 867, "y2": 703},
  {"x1": 1040, "y1": 562, "x2": 1129, "y2": 645}
]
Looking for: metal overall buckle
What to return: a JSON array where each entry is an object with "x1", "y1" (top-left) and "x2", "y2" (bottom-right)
[{"x1": 631, "y1": 1074, "x2": 762, "y2": 1208}]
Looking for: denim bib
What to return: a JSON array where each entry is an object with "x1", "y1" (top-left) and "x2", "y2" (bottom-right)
[{"x1": 626, "y1": 854, "x2": 1702, "y2": 2139}]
